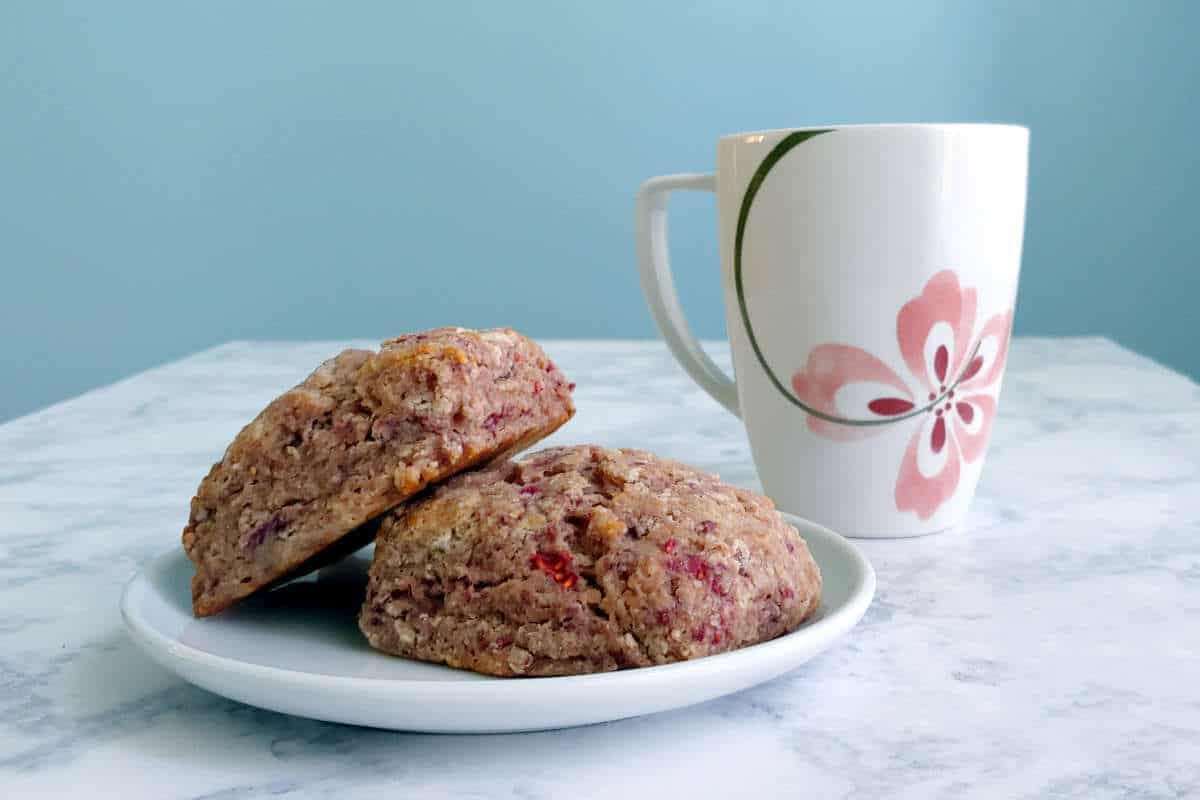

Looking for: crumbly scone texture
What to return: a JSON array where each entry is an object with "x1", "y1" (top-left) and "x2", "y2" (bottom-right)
[
  {"x1": 182, "y1": 327, "x2": 575, "y2": 616},
  {"x1": 360, "y1": 445, "x2": 821, "y2": 676}
]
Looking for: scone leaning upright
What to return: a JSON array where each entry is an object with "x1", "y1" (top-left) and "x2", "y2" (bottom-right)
[
  {"x1": 183, "y1": 327, "x2": 575, "y2": 616},
  {"x1": 360, "y1": 445, "x2": 821, "y2": 677}
]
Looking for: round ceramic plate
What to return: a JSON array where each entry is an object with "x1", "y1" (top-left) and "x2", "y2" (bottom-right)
[{"x1": 121, "y1": 513, "x2": 874, "y2": 733}]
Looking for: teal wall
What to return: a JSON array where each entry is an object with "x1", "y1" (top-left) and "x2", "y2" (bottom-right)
[{"x1": 2, "y1": 1, "x2": 1197, "y2": 422}]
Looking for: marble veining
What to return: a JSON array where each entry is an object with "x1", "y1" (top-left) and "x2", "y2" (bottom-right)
[{"x1": 1, "y1": 338, "x2": 1198, "y2": 798}]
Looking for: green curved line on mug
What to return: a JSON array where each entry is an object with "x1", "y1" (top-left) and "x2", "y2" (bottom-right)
[{"x1": 732, "y1": 129, "x2": 978, "y2": 428}]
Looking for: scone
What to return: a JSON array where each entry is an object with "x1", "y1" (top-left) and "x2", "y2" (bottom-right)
[
  {"x1": 182, "y1": 327, "x2": 575, "y2": 616},
  {"x1": 359, "y1": 445, "x2": 821, "y2": 676}
]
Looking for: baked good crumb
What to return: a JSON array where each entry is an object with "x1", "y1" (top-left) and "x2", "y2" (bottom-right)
[
  {"x1": 359, "y1": 444, "x2": 821, "y2": 676},
  {"x1": 182, "y1": 327, "x2": 575, "y2": 616}
]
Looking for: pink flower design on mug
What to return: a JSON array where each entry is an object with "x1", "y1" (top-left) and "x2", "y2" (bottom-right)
[{"x1": 791, "y1": 270, "x2": 1012, "y2": 520}]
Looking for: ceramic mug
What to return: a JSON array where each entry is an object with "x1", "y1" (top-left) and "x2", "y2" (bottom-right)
[{"x1": 635, "y1": 124, "x2": 1029, "y2": 537}]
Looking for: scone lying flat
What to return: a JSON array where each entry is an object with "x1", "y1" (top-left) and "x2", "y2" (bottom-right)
[
  {"x1": 359, "y1": 445, "x2": 821, "y2": 676},
  {"x1": 183, "y1": 327, "x2": 575, "y2": 616}
]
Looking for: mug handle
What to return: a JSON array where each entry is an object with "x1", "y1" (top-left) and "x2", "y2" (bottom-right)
[{"x1": 634, "y1": 173, "x2": 739, "y2": 416}]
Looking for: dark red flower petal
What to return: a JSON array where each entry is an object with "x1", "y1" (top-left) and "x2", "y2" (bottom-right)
[
  {"x1": 934, "y1": 345, "x2": 949, "y2": 383},
  {"x1": 961, "y1": 355, "x2": 984, "y2": 382},
  {"x1": 956, "y1": 402, "x2": 975, "y2": 424},
  {"x1": 868, "y1": 397, "x2": 916, "y2": 416},
  {"x1": 931, "y1": 417, "x2": 947, "y2": 454}
]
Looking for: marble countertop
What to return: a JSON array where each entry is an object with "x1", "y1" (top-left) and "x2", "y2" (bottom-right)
[{"x1": 1, "y1": 338, "x2": 1198, "y2": 798}]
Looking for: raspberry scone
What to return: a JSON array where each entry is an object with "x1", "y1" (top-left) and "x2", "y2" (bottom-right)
[
  {"x1": 359, "y1": 445, "x2": 821, "y2": 676},
  {"x1": 182, "y1": 328, "x2": 575, "y2": 616}
]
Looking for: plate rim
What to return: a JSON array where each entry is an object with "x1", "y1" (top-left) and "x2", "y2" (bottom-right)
[{"x1": 121, "y1": 513, "x2": 875, "y2": 695}]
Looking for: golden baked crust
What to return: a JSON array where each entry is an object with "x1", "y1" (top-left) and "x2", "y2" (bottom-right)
[
  {"x1": 360, "y1": 445, "x2": 821, "y2": 676},
  {"x1": 183, "y1": 328, "x2": 575, "y2": 616}
]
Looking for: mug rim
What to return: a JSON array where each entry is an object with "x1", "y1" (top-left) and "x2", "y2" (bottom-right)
[{"x1": 719, "y1": 123, "x2": 1029, "y2": 142}]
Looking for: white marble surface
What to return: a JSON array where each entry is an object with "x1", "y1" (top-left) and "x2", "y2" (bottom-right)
[{"x1": 1, "y1": 338, "x2": 1198, "y2": 799}]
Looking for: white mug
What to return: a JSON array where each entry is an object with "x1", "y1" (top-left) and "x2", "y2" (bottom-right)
[{"x1": 635, "y1": 124, "x2": 1029, "y2": 537}]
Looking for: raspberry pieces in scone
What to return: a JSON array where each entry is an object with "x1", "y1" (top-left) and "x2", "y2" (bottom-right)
[
  {"x1": 359, "y1": 444, "x2": 821, "y2": 676},
  {"x1": 182, "y1": 328, "x2": 575, "y2": 616}
]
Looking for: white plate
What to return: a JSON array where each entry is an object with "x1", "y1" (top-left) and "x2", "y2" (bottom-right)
[{"x1": 121, "y1": 514, "x2": 875, "y2": 733}]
